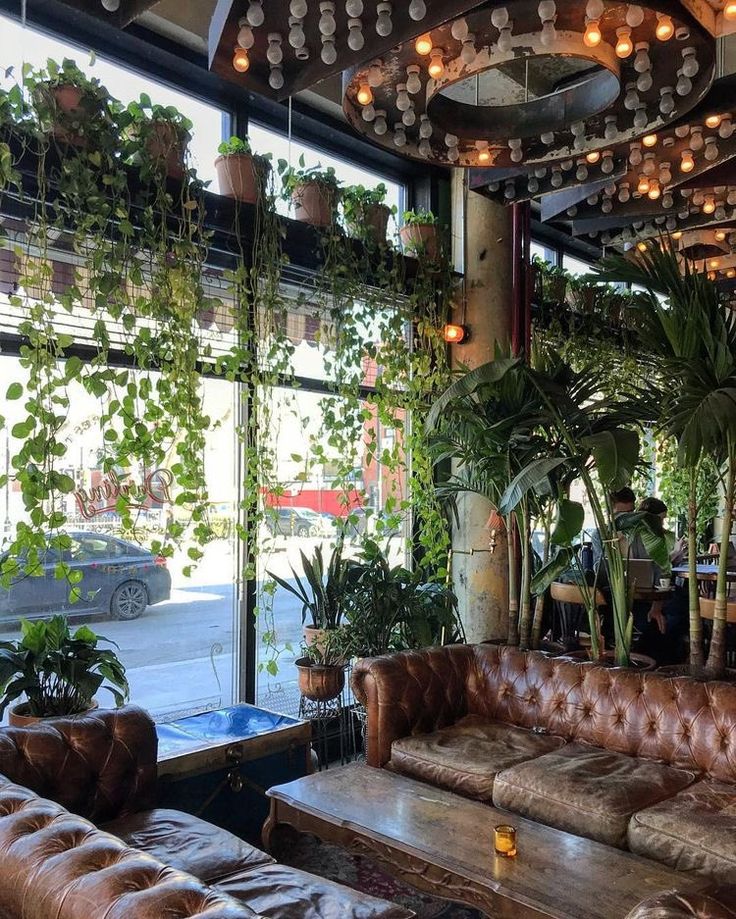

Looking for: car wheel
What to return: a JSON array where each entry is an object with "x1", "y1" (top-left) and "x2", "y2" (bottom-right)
[
  {"x1": 296, "y1": 524, "x2": 311, "y2": 537},
  {"x1": 111, "y1": 581, "x2": 148, "y2": 621}
]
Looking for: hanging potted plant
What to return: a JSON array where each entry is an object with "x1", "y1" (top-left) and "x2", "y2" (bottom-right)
[
  {"x1": 0, "y1": 616, "x2": 129, "y2": 726},
  {"x1": 27, "y1": 58, "x2": 111, "y2": 144},
  {"x1": 295, "y1": 627, "x2": 353, "y2": 702},
  {"x1": 283, "y1": 158, "x2": 341, "y2": 227},
  {"x1": 400, "y1": 208, "x2": 441, "y2": 260},
  {"x1": 214, "y1": 135, "x2": 271, "y2": 205},
  {"x1": 124, "y1": 94, "x2": 192, "y2": 180},
  {"x1": 342, "y1": 182, "x2": 393, "y2": 246},
  {"x1": 267, "y1": 541, "x2": 356, "y2": 648}
]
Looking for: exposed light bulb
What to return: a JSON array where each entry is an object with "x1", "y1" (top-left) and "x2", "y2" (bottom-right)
[
  {"x1": 576, "y1": 163, "x2": 589, "y2": 181},
  {"x1": 346, "y1": 0, "x2": 363, "y2": 15},
  {"x1": 347, "y1": 19, "x2": 365, "y2": 51},
  {"x1": 676, "y1": 71, "x2": 693, "y2": 97},
  {"x1": 319, "y1": 2, "x2": 336, "y2": 36},
  {"x1": 451, "y1": 17, "x2": 469, "y2": 41},
  {"x1": 659, "y1": 162, "x2": 672, "y2": 184},
  {"x1": 528, "y1": 176, "x2": 539, "y2": 193},
  {"x1": 361, "y1": 103, "x2": 375, "y2": 121},
  {"x1": 448, "y1": 145, "x2": 460, "y2": 163},
  {"x1": 288, "y1": 17, "x2": 306, "y2": 48},
  {"x1": 656, "y1": 13, "x2": 674, "y2": 41},
  {"x1": 237, "y1": 18, "x2": 255, "y2": 49},
  {"x1": 290, "y1": 0, "x2": 308, "y2": 16},
  {"x1": 616, "y1": 27, "x2": 633, "y2": 58},
  {"x1": 393, "y1": 124, "x2": 406, "y2": 148},
  {"x1": 706, "y1": 114, "x2": 722, "y2": 129},
  {"x1": 415, "y1": 33, "x2": 432, "y2": 55},
  {"x1": 638, "y1": 175, "x2": 650, "y2": 195},
  {"x1": 540, "y1": 19, "x2": 557, "y2": 46},
  {"x1": 690, "y1": 126, "x2": 704, "y2": 151},
  {"x1": 418, "y1": 115, "x2": 433, "y2": 140},
  {"x1": 619, "y1": 183, "x2": 631, "y2": 203},
  {"x1": 637, "y1": 71, "x2": 653, "y2": 93},
  {"x1": 321, "y1": 35, "x2": 337, "y2": 64},
  {"x1": 376, "y1": 2, "x2": 393, "y2": 36},
  {"x1": 551, "y1": 169, "x2": 563, "y2": 188},
  {"x1": 680, "y1": 149, "x2": 695, "y2": 172},
  {"x1": 601, "y1": 152, "x2": 614, "y2": 173},
  {"x1": 395, "y1": 83, "x2": 411, "y2": 111},
  {"x1": 266, "y1": 33, "x2": 283, "y2": 65},
  {"x1": 659, "y1": 87, "x2": 675, "y2": 116},
  {"x1": 461, "y1": 36, "x2": 477, "y2": 65},
  {"x1": 703, "y1": 197, "x2": 716, "y2": 215},
  {"x1": 681, "y1": 47, "x2": 699, "y2": 79},
  {"x1": 233, "y1": 45, "x2": 250, "y2": 73},
  {"x1": 402, "y1": 106, "x2": 416, "y2": 127},
  {"x1": 626, "y1": 4, "x2": 644, "y2": 27},
  {"x1": 726, "y1": 1, "x2": 736, "y2": 20},
  {"x1": 716, "y1": 230, "x2": 727, "y2": 241},
  {"x1": 406, "y1": 65, "x2": 421, "y2": 95},
  {"x1": 428, "y1": 49, "x2": 444, "y2": 79},
  {"x1": 418, "y1": 139, "x2": 432, "y2": 158},
  {"x1": 101, "y1": 0, "x2": 120, "y2": 11},
  {"x1": 586, "y1": 0, "x2": 604, "y2": 19},
  {"x1": 367, "y1": 63, "x2": 383, "y2": 88},
  {"x1": 634, "y1": 105, "x2": 648, "y2": 129},
  {"x1": 705, "y1": 137, "x2": 720, "y2": 161},
  {"x1": 246, "y1": 0, "x2": 264, "y2": 27},
  {"x1": 634, "y1": 42, "x2": 650, "y2": 73},
  {"x1": 408, "y1": 0, "x2": 426, "y2": 20},
  {"x1": 604, "y1": 115, "x2": 618, "y2": 140},
  {"x1": 648, "y1": 180, "x2": 661, "y2": 200},
  {"x1": 497, "y1": 25, "x2": 513, "y2": 52},
  {"x1": 541, "y1": 131, "x2": 555, "y2": 145},
  {"x1": 642, "y1": 133, "x2": 657, "y2": 148},
  {"x1": 624, "y1": 83, "x2": 639, "y2": 111},
  {"x1": 584, "y1": 19, "x2": 602, "y2": 47},
  {"x1": 373, "y1": 110, "x2": 387, "y2": 135},
  {"x1": 720, "y1": 116, "x2": 734, "y2": 139},
  {"x1": 630, "y1": 142, "x2": 642, "y2": 165},
  {"x1": 491, "y1": 6, "x2": 510, "y2": 29},
  {"x1": 357, "y1": 83, "x2": 373, "y2": 105},
  {"x1": 586, "y1": 150, "x2": 601, "y2": 164},
  {"x1": 269, "y1": 65, "x2": 284, "y2": 90}
]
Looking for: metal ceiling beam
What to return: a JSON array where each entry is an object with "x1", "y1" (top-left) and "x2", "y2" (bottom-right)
[{"x1": 54, "y1": 0, "x2": 162, "y2": 29}]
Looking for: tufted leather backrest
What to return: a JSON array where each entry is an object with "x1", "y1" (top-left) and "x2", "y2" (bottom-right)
[
  {"x1": 467, "y1": 645, "x2": 736, "y2": 781},
  {"x1": 0, "y1": 779, "x2": 261, "y2": 919},
  {"x1": 355, "y1": 644, "x2": 736, "y2": 778},
  {"x1": 0, "y1": 706, "x2": 157, "y2": 823}
]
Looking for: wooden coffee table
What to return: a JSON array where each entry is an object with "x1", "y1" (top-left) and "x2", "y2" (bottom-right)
[{"x1": 264, "y1": 764, "x2": 708, "y2": 919}]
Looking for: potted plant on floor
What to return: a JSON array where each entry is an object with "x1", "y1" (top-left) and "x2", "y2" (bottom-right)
[
  {"x1": 267, "y1": 541, "x2": 356, "y2": 648},
  {"x1": 283, "y1": 158, "x2": 341, "y2": 227},
  {"x1": 295, "y1": 626, "x2": 354, "y2": 702},
  {"x1": 123, "y1": 93, "x2": 192, "y2": 179},
  {"x1": 342, "y1": 182, "x2": 393, "y2": 246},
  {"x1": 400, "y1": 208, "x2": 440, "y2": 260},
  {"x1": 0, "y1": 615, "x2": 129, "y2": 726},
  {"x1": 215, "y1": 135, "x2": 271, "y2": 205}
]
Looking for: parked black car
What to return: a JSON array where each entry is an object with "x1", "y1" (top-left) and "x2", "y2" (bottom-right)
[{"x1": 0, "y1": 532, "x2": 171, "y2": 622}]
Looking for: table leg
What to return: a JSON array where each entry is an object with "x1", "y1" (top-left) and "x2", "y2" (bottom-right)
[{"x1": 261, "y1": 798, "x2": 279, "y2": 852}]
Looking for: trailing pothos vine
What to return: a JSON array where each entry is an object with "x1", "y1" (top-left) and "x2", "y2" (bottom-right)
[{"x1": 0, "y1": 56, "x2": 455, "y2": 676}]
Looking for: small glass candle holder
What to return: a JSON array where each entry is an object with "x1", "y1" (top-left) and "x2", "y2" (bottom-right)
[{"x1": 494, "y1": 824, "x2": 517, "y2": 858}]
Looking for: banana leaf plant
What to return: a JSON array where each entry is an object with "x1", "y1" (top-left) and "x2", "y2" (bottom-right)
[{"x1": 597, "y1": 241, "x2": 736, "y2": 677}]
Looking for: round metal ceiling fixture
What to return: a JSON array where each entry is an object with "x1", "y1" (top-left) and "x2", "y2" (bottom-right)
[{"x1": 343, "y1": 0, "x2": 715, "y2": 169}]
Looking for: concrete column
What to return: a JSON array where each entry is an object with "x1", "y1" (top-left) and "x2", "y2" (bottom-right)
[{"x1": 450, "y1": 172, "x2": 513, "y2": 643}]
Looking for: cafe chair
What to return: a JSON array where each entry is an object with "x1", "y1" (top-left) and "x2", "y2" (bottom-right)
[
  {"x1": 549, "y1": 581, "x2": 606, "y2": 653},
  {"x1": 699, "y1": 598, "x2": 736, "y2": 669}
]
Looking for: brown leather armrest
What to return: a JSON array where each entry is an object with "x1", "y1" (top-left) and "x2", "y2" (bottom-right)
[
  {"x1": 0, "y1": 780, "x2": 261, "y2": 919},
  {"x1": 0, "y1": 705, "x2": 157, "y2": 823},
  {"x1": 352, "y1": 646, "x2": 474, "y2": 767},
  {"x1": 625, "y1": 886, "x2": 736, "y2": 918}
]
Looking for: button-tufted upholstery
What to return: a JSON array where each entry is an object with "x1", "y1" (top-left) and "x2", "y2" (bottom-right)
[
  {"x1": 0, "y1": 704, "x2": 157, "y2": 824},
  {"x1": 352, "y1": 645, "x2": 736, "y2": 780},
  {"x1": 625, "y1": 886, "x2": 736, "y2": 918},
  {"x1": 0, "y1": 708, "x2": 415, "y2": 919},
  {"x1": 0, "y1": 780, "x2": 262, "y2": 919}
]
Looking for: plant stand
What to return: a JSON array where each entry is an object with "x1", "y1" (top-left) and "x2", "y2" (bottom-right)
[{"x1": 298, "y1": 679, "x2": 363, "y2": 770}]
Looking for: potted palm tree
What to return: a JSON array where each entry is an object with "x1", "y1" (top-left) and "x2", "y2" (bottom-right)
[{"x1": 0, "y1": 615, "x2": 129, "y2": 726}]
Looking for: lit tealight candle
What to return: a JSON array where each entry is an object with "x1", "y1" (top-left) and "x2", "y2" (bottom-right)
[{"x1": 494, "y1": 824, "x2": 517, "y2": 857}]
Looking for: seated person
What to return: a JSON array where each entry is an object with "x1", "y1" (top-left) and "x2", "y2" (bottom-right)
[
  {"x1": 591, "y1": 487, "x2": 636, "y2": 572},
  {"x1": 630, "y1": 497, "x2": 688, "y2": 666}
]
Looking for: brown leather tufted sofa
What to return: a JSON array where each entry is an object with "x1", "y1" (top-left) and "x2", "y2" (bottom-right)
[
  {"x1": 0, "y1": 706, "x2": 414, "y2": 919},
  {"x1": 353, "y1": 644, "x2": 736, "y2": 891}
]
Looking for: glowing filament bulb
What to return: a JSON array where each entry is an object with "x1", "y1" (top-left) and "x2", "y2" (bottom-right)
[
  {"x1": 586, "y1": 150, "x2": 601, "y2": 164},
  {"x1": 357, "y1": 83, "x2": 373, "y2": 105},
  {"x1": 648, "y1": 180, "x2": 660, "y2": 200},
  {"x1": 233, "y1": 46, "x2": 250, "y2": 72},
  {"x1": 703, "y1": 197, "x2": 716, "y2": 215},
  {"x1": 656, "y1": 14, "x2": 674, "y2": 41},
  {"x1": 716, "y1": 230, "x2": 727, "y2": 241},
  {"x1": 616, "y1": 27, "x2": 633, "y2": 58},
  {"x1": 642, "y1": 133, "x2": 657, "y2": 148},
  {"x1": 428, "y1": 49, "x2": 444, "y2": 79},
  {"x1": 415, "y1": 33, "x2": 433, "y2": 55},
  {"x1": 637, "y1": 175, "x2": 650, "y2": 195},
  {"x1": 706, "y1": 114, "x2": 722, "y2": 129},
  {"x1": 584, "y1": 19, "x2": 602, "y2": 47},
  {"x1": 637, "y1": 241, "x2": 648, "y2": 253},
  {"x1": 726, "y1": 1, "x2": 736, "y2": 19}
]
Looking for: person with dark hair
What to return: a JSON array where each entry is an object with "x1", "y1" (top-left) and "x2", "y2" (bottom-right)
[{"x1": 591, "y1": 487, "x2": 636, "y2": 571}]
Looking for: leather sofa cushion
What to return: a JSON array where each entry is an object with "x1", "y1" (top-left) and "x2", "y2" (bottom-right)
[
  {"x1": 101, "y1": 808, "x2": 273, "y2": 884},
  {"x1": 493, "y1": 742, "x2": 696, "y2": 848},
  {"x1": 628, "y1": 779, "x2": 736, "y2": 882},
  {"x1": 625, "y1": 886, "x2": 736, "y2": 919},
  {"x1": 215, "y1": 864, "x2": 415, "y2": 919},
  {"x1": 389, "y1": 715, "x2": 566, "y2": 801}
]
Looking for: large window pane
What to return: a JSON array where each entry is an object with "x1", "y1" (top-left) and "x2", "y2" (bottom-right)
[{"x1": 0, "y1": 357, "x2": 238, "y2": 722}]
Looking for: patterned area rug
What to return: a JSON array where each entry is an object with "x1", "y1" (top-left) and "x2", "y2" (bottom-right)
[{"x1": 272, "y1": 827, "x2": 484, "y2": 918}]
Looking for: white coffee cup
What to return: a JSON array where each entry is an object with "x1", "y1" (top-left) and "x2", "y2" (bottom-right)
[{"x1": 659, "y1": 578, "x2": 671, "y2": 590}]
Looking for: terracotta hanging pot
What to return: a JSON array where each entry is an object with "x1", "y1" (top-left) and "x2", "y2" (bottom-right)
[
  {"x1": 53, "y1": 84, "x2": 84, "y2": 115},
  {"x1": 295, "y1": 658, "x2": 345, "y2": 702},
  {"x1": 9, "y1": 700, "x2": 98, "y2": 727},
  {"x1": 400, "y1": 223, "x2": 439, "y2": 260},
  {"x1": 215, "y1": 153, "x2": 266, "y2": 204},
  {"x1": 145, "y1": 122, "x2": 187, "y2": 179},
  {"x1": 347, "y1": 203, "x2": 390, "y2": 245},
  {"x1": 48, "y1": 84, "x2": 89, "y2": 145},
  {"x1": 291, "y1": 181, "x2": 336, "y2": 227}
]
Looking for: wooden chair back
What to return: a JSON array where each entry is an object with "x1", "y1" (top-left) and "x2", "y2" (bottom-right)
[
  {"x1": 698, "y1": 597, "x2": 736, "y2": 624},
  {"x1": 550, "y1": 581, "x2": 606, "y2": 608}
]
